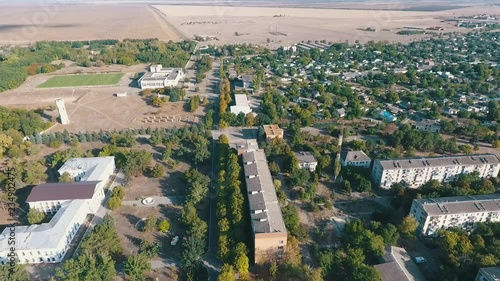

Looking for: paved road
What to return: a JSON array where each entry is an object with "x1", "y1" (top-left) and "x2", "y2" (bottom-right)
[
  {"x1": 202, "y1": 136, "x2": 223, "y2": 281},
  {"x1": 122, "y1": 196, "x2": 185, "y2": 207}
]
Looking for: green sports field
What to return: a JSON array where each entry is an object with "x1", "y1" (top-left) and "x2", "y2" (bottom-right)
[{"x1": 37, "y1": 73, "x2": 124, "y2": 88}]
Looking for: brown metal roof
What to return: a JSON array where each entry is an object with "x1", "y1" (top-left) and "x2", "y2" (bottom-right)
[{"x1": 26, "y1": 181, "x2": 100, "y2": 202}]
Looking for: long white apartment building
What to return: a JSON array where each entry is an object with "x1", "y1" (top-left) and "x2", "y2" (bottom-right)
[
  {"x1": 0, "y1": 156, "x2": 115, "y2": 265},
  {"x1": 138, "y1": 64, "x2": 184, "y2": 89},
  {"x1": 410, "y1": 194, "x2": 500, "y2": 237},
  {"x1": 0, "y1": 200, "x2": 89, "y2": 265},
  {"x1": 372, "y1": 154, "x2": 500, "y2": 189}
]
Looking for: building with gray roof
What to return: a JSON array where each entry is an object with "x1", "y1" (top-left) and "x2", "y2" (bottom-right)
[
  {"x1": 294, "y1": 151, "x2": 318, "y2": 172},
  {"x1": 374, "y1": 246, "x2": 426, "y2": 281},
  {"x1": 242, "y1": 149, "x2": 287, "y2": 263},
  {"x1": 0, "y1": 200, "x2": 89, "y2": 265},
  {"x1": 372, "y1": 154, "x2": 500, "y2": 189},
  {"x1": 475, "y1": 267, "x2": 500, "y2": 281},
  {"x1": 340, "y1": 150, "x2": 372, "y2": 168},
  {"x1": 410, "y1": 194, "x2": 500, "y2": 236}
]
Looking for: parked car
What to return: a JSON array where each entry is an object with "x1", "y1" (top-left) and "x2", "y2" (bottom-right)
[
  {"x1": 171, "y1": 236, "x2": 179, "y2": 246},
  {"x1": 414, "y1": 256, "x2": 427, "y2": 264}
]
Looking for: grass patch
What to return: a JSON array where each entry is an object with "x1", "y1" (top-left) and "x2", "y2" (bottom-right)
[{"x1": 37, "y1": 73, "x2": 124, "y2": 88}]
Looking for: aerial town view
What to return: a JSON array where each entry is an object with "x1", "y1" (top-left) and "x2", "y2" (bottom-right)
[{"x1": 0, "y1": 0, "x2": 499, "y2": 280}]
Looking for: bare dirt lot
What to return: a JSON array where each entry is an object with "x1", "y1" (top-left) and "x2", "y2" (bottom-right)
[
  {"x1": 0, "y1": 64, "x2": 205, "y2": 133},
  {"x1": 0, "y1": 4, "x2": 182, "y2": 44},
  {"x1": 156, "y1": 4, "x2": 500, "y2": 45}
]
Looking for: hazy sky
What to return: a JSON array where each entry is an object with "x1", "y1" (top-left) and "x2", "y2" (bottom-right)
[{"x1": 0, "y1": 0, "x2": 487, "y2": 4}]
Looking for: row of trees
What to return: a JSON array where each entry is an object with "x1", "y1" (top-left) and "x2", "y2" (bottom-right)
[
  {"x1": 215, "y1": 135, "x2": 250, "y2": 280},
  {"x1": 179, "y1": 169, "x2": 210, "y2": 277},
  {"x1": 0, "y1": 106, "x2": 50, "y2": 136},
  {"x1": 0, "y1": 39, "x2": 195, "y2": 92},
  {"x1": 55, "y1": 215, "x2": 124, "y2": 280},
  {"x1": 435, "y1": 222, "x2": 500, "y2": 281}
]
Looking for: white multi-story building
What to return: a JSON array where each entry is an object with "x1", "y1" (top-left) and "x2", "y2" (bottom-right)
[
  {"x1": 0, "y1": 200, "x2": 89, "y2": 265},
  {"x1": 372, "y1": 154, "x2": 500, "y2": 189},
  {"x1": 58, "y1": 156, "x2": 115, "y2": 188},
  {"x1": 295, "y1": 151, "x2": 318, "y2": 172},
  {"x1": 0, "y1": 157, "x2": 115, "y2": 265},
  {"x1": 414, "y1": 119, "x2": 441, "y2": 133},
  {"x1": 230, "y1": 94, "x2": 252, "y2": 115},
  {"x1": 340, "y1": 150, "x2": 372, "y2": 168},
  {"x1": 138, "y1": 64, "x2": 184, "y2": 89},
  {"x1": 410, "y1": 194, "x2": 500, "y2": 237}
]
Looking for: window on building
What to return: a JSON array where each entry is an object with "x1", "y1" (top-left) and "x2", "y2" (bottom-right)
[
  {"x1": 39, "y1": 258, "x2": 43, "y2": 262},
  {"x1": 279, "y1": 240, "x2": 284, "y2": 244},
  {"x1": 278, "y1": 246, "x2": 284, "y2": 250}
]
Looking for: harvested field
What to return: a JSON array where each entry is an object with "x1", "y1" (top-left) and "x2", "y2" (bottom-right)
[
  {"x1": 0, "y1": 4, "x2": 183, "y2": 45},
  {"x1": 157, "y1": 4, "x2": 500, "y2": 45},
  {"x1": 37, "y1": 73, "x2": 124, "y2": 88}
]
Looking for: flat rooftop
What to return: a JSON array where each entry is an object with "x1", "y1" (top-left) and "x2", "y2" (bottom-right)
[
  {"x1": 377, "y1": 154, "x2": 500, "y2": 170},
  {"x1": 242, "y1": 150, "x2": 287, "y2": 235},
  {"x1": 233, "y1": 139, "x2": 259, "y2": 153},
  {"x1": 262, "y1": 124, "x2": 283, "y2": 137},
  {"x1": 58, "y1": 156, "x2": 114, "y2": 182},
  {"x1": 0, "y1": 200, "x2": 87, "y2": 251},
  {"x1": 295, "y1": 151, "x2": 316, "y2": 163},
  {"x1": 234, "y1": 94, "x2": 249, "y2": 106},
  {"x1": 140, "y1": 68, "x2": 182, "y2": 82},
  {"x1": 26, "y1": 181, "x2": 100, "y2": 203},
  {"x1": 414, "y1": 194, "x2": 500, "y2": 216}
]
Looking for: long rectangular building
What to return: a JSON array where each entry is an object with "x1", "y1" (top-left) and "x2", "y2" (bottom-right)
[
  {"x1": 138, "y1": 64, "x2": 184, "y2": 89},
  {"x1": 410, "y1": 194, "x2": 500, "y2": 237},
  {"x1": 372, "y1": 154, "x2": 500, "y2": 189},
  {"x1": 242, "y1": 149, "x2": 287, "y2": 263},
  {"x1": 0, "y1": 157, "x2": 115, "y2": 265},
  {"x1": 0, "y1": 200, "x2": 88, "y2": 265}
]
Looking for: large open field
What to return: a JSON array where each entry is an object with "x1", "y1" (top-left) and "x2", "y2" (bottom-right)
[
  {"x1": 37, "y1": 73, "x2": 124, "y2": 88},
  {"x1": 0, "y1": 4, "x2": 183, "y2": 45},
  {"x1": 156, "y1": 4, "x2": 500, "y2": 45}
]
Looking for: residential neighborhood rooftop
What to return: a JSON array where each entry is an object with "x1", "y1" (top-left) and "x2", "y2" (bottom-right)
[
  {"x1": 377, "y1": 154, "x2": 500, "y2": 170},
  {"x1": 26, "y1": 181, "x2": 101, "y2": 203},
  {"x1": 414, "y1": 194, "x2": 500, "y2": 216},
  {"x1": 294, "y1": 151, "x2": 316, "y2": 163},
  {"x1": 340, "y1": 150, "x2": 371, "y2": 163},
  {"x1": 0, "y1": 200, "x2": 86, "y2": 251},
  {"x1": 262, "y1": 124, "x2": 283, "y2": 137},
  {"x1": 58, "y1": 156, "x2": 115, "y2": 182},
  {"x1": 242, "y1": 150, "x2": 287, "y2": 235},
  {"x1": 375, "y1": 246, "x2": 426, "y2": 281}
]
